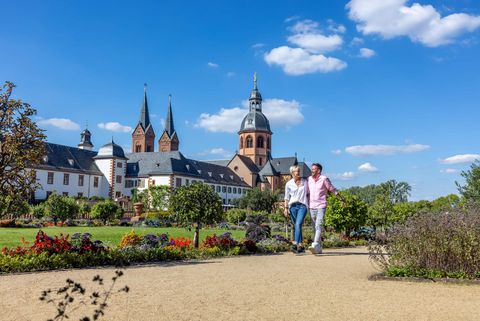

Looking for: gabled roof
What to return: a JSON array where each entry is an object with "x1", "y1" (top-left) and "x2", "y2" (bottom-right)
[
  {"x1": 271, "y1": 157, "x2": 297, "y2": 175},
  {"x1": 125, "y1": 151, "x2": 249, "y2": 187},
  {"x1": 204, "y1": 159, "x2": 230, "y2": 167},
  {"x1": 164, "y1": 95, "x2": 175, "y2": 138},
  {"x1": 230, "y1": 154, "x2": 260, "y2": 173},
  {"x1": 298, "y1": 162, "x2": 312, "y2": 178},
  {"x1": 258, "y1": 160, "x2": 279, "y2": 177},
  {"x1": 35, "y1": 142, "x2": 102, "y2": 175}
]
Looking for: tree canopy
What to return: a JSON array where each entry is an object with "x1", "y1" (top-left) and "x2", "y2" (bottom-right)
[
  {"x1": 456, "y1": 160, "x2": 480, "y2": 204},
  {"x1": 0, "y1": 81, "x2": 46, "y2": 218}
]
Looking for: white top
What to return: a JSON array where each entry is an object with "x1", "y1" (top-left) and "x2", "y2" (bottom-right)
[{"x1": 284, "y1": 178, "x2": 309, "y2": 207}]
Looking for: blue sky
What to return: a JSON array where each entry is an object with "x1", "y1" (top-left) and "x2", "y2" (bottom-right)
[{"x1": 2, "y1": 0, "x2": 480, "y2": 200}]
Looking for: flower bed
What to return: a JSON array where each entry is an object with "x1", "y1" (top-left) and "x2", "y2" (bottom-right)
[{"x1": 0, "y1": 230, "x2": 292, "y2": 273}]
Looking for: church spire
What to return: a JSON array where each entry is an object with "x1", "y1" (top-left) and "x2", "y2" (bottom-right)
[
  {"x1": 138, "y1": 83, "x2": 151, "y2": 129},
  {"x1": 249, "y1": 72, "x2": 262, "y2": 112},
  {"x1": 164, "y1": 94, "x2": 175, "y2": 137}
]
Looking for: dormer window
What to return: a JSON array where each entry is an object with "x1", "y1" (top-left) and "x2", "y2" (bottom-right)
[
  {"x1": 186, "y1": 164, "x2": 190, "y2": 171},
  {"x1": 208, "y1": 172, "x2": 212, "y2": 177},
  {"x1": 68, "y1": 159, "x2": 74, "y2": 166},
  {"x1": 219, "y1": 174, "x2": 224, "y2": 179},
  {"x1": 43, "y1": 156, "x2": 48, "y2": 163},
  {"x1": 229, "y1": 175, "x2": 234, "y2": 180},
  {"x1": 156, "y1": 163, "x2": 160, "y2": 167},
  {"x1": 197, "y1": 170, "x2": 202, "y2": 174}
]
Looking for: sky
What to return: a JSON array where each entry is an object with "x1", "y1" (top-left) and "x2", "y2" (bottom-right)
[{"x1": 1, "y1": 0, "x2": 480, "y2": 201}]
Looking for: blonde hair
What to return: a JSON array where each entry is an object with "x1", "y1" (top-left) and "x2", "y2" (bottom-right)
[{"x1": 289, "y1": 165, "x2": 300, "y2": 176}]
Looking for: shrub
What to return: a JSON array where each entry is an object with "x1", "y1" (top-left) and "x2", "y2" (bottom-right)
[
  {"x1": 245, "y1": 215, "x2": 271, "y2": 242},
  {"x1": 257, "y1": 238, "x2": 290, "y2": 253},
  {"x1": 225, "y1": 208, "x2": 249, "y2": 224},
  {"x1": 91, "y1": 200, "x2": 123, "y2": 223},
  {"x1": 44, "y1": 194, "x2": 79, "y2": 222},
  {"x1": 0, "y1": 219, "x2": 15, "y2": 228},
  {"x1": 369, "y1": 205, "x2": 480, "y2": 279},
  {"x1": 30, "y1": 203, "x2": 46, "y2": 219}
]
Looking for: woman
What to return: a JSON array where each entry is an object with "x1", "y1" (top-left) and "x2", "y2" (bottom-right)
[{"x1": 284, "y1": 165, "x2": 309, "y2": 253}]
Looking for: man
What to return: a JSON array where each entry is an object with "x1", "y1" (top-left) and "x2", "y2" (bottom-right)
[{"x1": 308, "y1": 163, "x2": 346, "y2": 254}]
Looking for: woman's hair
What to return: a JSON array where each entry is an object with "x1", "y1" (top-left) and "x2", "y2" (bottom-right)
[{"x1": 289, "y1": 165, "x2": 300, "y2": 176}]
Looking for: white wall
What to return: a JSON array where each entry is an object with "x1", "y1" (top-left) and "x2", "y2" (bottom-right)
[{"x1": 35, "y1": 169, "x2": 108, "y2": 200}]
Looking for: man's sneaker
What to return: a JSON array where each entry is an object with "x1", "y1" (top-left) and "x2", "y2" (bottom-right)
[
  {"x1": 290, "y1": 244, "x2": 298, "y2": 253},
  {"x1": 297, "y1": 245, "x2": 305, "y2": 253},
  {"x1": 309, "y1": 244, "x2": 323, "y2": 255}
]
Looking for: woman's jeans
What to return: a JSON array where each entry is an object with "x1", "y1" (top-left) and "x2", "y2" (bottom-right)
[{"x1": 289, "y1": 203, "x2": 308, "y2": 244}]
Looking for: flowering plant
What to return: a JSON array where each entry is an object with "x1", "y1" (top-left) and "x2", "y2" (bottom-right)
[
  {"x1": 168, "y1": 237, "x2": 192, "y2": 249},
  {"x1": 118, "y1": 230, "x2": 143, "y2": 248},
  {"x1": 202, "y1": 232, "x2": 238, "y2": 249},
  {"x1": 71, "y1": 233, "x2": 106, "y2": 253}
]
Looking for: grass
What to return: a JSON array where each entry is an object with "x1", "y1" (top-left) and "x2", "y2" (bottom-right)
[{"x1": 0, "y1": 227, "x2": 245, "y2": 248}]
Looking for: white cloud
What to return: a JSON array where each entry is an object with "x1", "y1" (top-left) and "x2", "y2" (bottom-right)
[
  {"x1": 195, "y1": 99, "x2": 303, "y2": 133},
  {"x1": 288, "y1": 34, "x2": 344, "y2": 54},
  {"x1": 199, "y1": 148, "x2": 234, "y2": 159},
  {"x1": 265, "y1": 19, "x2": 347, "y2": 75},
  {"x1": 440, "y1": 154, "x2": 480, "y2": 164},
  {"x1": 264, "y1": 46, "x2": 347, "y2": 76},
  {"x1": 351, "y1": 37, "x2": 364, "y2": 45},
  {"x1": 331, "y1": 149, "x2": 342, "y2": 155},
  {"x1": 330, "y1": 171, "x2": 357, "y2": 181},
  {"x1": 347, "y1": 0, "x2": 480, "y2": 47},
  {"x1": 226, "y1": 72, "x2": 236, "y2": 77},
  {"x1": 38, "y1": 118, "x2": 80, "y2": 131},
  {"x1": 97, "y1": 122, "x2": 132, "y2": 133},
  {"x1": 345, "y1": 144, "x2": 430, "y2": 156},
  {"x1": 252, "y1": 43, "x2": 265, "y2": 49},
  {"x1": 440, "y1": 168, "x2": 459, "y2": 174},
  {"x1": 358, "y1": 162, "x2": 379, "y2": 172},
  {"x1": 207, "y1": 62, "x2": 219, "y2": 68},
  {"x1": 359, "y1": 47, "x2": 376, "y2": 58}
]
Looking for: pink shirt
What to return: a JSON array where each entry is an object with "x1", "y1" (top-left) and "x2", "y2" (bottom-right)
[{"x1": 308, "y1": 175, "x2": 338, "y2": 209}]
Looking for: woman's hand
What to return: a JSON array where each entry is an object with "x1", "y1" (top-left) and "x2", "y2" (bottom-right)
[{"x1": 283, "y1": 208, "x2": 289, "y2": 218}]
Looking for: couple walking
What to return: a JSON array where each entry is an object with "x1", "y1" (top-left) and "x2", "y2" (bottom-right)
[{"x1": 283, "y1": 163, "x2": 346, "y2": 254}]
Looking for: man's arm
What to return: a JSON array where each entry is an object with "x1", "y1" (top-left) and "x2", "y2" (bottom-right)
[{"x1": 326, "y1": 178, "x2": 347, "y2": 207}]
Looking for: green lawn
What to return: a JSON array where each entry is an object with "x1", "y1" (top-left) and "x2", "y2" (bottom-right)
[{"x1": 0, "y1": 227, "x2": 245, "y2": 248}]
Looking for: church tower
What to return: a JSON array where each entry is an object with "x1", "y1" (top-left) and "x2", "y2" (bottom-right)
[
  {"x1": 238, "y1": 73, "x2": 272, "y2": 167},
  {"x1": 132, "y1": 84, "x2": 155, "y2": 153},
  {"x1": 158, "y1": 95, "x2": 179, "y2": 152}
]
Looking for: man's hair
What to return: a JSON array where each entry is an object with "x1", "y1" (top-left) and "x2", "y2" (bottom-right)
[{"x1": 311, "y1": 163, "x2": 323, "y2": 172}]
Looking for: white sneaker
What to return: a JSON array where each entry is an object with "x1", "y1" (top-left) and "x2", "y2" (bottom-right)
[{"x1": 309, "y1": 243, "x2": 322, "y2": 255}]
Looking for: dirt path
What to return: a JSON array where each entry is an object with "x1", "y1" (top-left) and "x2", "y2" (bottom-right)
[{"x1": 1, "y1": 247, "x2": 479, "y2": 321}]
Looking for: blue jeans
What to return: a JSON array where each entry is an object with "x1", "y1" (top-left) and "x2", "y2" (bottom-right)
[{"x1": 289, "y1": 203, "x2": 308, "y2": 244}]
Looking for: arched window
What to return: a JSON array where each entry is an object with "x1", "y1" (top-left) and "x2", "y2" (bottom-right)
[
  {"x1": 246, "y1": 136, "x2": 253, "y2": 148},
  {"x1": 240, "y1": 137, "x2": 244, "y2": 149},
  {"x1": 257, "y1": 136, "x2": 264, "y2": 148},
  {"x1": 267, "y1": 137, "x2": 271, "y2": 149}
]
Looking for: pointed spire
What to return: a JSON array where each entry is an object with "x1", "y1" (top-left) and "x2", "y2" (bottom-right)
[
  {"x1": 164, "y1": 94, "x2": 175, "y2": 137},
  {"x1": 253, "y1": 72, "x2": 257, "y2": 90},
  {"x1": 138, "y1": 83, "x2": 151, "y2": 130}
]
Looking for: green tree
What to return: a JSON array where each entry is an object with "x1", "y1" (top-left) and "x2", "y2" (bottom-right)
[
  {"x1": 325, "y1": 192, "x2": 368, "y2": 235},
  {"x1": 145, "y1": 185, "x2": 170, "y2": 211},
  {"x1": 368, "y1": 194, "x2": 395, "y2": 231},
  {"x1": 380, "y1": 179, "x2": 412, "y2": 204},
  {"x1": 456, "y1": 160, "x2": 480, "y2": 204},
  {"x1": 430, "y1": 194, "x2": 461, "y2": 211},
  {"x1": 91, "y1": 200, "x2": 123, "y2": 223},
  {"x1": 30, "y1": 203, "x2": 46, "y2": 219},
  {"x1": 0, "y1": 82, "x2": 46, "y2": 218},
  {"x1": 234, "y1": 187, "x2": 279, "y2": 213},
  {"x1": 347, "y1": 184, "x2": 383, "y2": 206},
  {"x1": 44, "y1": 194, "x2": 79, "y2": 223},
  {"x1": 169, "y1": 182, "x2": 223, "y2": 248},
  {"x1": 225, "y1": 208, "x2": 249, "y2": 224}
]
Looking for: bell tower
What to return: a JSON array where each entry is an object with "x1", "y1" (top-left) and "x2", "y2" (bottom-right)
[
  {"x1": 159, "y1": 95, "x2": 179, "y2": 152},
  {"x1": 238, "y1": 73, "x2": 272, "y2": 167},
  {"x1": 132, "y1": 84, "x2": 155, "y2": 153}
]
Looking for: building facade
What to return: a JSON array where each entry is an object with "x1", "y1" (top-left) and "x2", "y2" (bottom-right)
[{"x1": 33, "y1": 75, "x2": 309, "y2": 203}]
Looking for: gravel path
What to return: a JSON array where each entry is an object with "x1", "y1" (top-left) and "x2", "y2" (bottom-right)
[{"x1": 1, "y1": 247, "x2": 479, "y2": 321}]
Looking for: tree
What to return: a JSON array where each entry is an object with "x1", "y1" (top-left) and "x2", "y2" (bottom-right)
[
  {"x1": 456, "y1": 160, "x2": 480, "y2": 204},
  {"x1": 169, "y1": 182, "x2": 223, "y2": 248},
  {"x1": 367, "y1": 194, "x2": 395, "y2": 232},
  {"x1": 234, "y1": 188, "x2": 279, "y2": 213},
  {"x1": 380, "y1": 179, "x2": 412, "y2": 204},
  {"x1": 44, "y1": 194, "x2": 79, "y2": 223},
  {"x1": 0, "y1": 81, "x2": 46, "y2": 218},
  {"x1": 140, "y1": 185, "x2": 170, "y2": 211},
  {"x1": 347, "y1": 184, "x2": 383, "y2": 206},
  {"x1": 91, "y1": 200, "x2": 123, "y2": 223},
  {"x1": 325, "y1": 192, "x2": 368, "y2": 235},
  {"x1": 430, "y1": 194, "x2": 461, "y2": 211}
]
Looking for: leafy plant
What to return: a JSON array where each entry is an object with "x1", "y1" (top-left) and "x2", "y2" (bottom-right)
[
  {"x1": 245, "y1": 215, "x2": 271, "y2": 242},
  {"x1": 91, "y1": 201, "x2": 123, "y2": 223}
]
